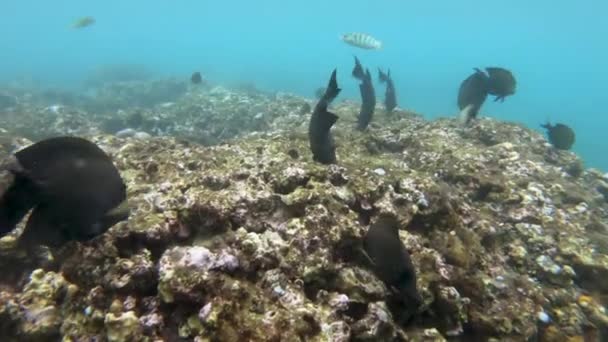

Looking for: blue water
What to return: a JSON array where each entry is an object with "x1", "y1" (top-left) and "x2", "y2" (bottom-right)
[{"x1": 2, "y1": 0, "x2": 607, "y2": 170}]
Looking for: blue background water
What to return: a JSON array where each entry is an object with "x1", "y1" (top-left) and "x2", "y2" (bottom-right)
[{"x1": 2, "y1": 0, "x2": 606, "y2": 170}]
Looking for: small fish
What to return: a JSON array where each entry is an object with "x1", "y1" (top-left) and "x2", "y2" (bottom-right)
[
  {"x1": 541, "y1": 122, "x2": 575, "y2": 150},
  {"x1": 363, "y1": 215, "x2": 422, "y2": 306},
  {"x1": 309, "y1": 69, "x2": 341, "y2": 164},
  {"x1": 340, "y1": 32, "x2": 382, "y2": 50},
  {"x1": 352, "y1": 56, "x2": 376, "y2": 130},
  {"x1": 457, "y1": 68, "x2": 489, "y2": 125},
  {"x1": 378, "y1": 68, "x2": 397, "y2": 112},
  {"x1": 485, "y1": 67, "x2": 516, "y2": 102},
  {"x1": 0, "y1": 137, "x2": 129, "y2": 249},
  {"x1": 72, "y1": 16, "x2": 96, "y2": 29},
  {"x1": 191, "y1": 72, "x2": 203, "y2": 85}
]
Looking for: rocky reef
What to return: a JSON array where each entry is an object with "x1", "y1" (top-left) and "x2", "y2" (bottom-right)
[{"x1": 0, "y1": 85, "x2": 607, "y2": 341}]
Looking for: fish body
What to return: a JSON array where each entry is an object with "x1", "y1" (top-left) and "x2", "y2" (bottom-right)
[
  {"x1": 541, "y1": 122, "x2": 575, "y2": 150},
  {"x1": 0, "y1": 137, "x2": 129, "y2": 248},
  {"x1": 378, "y1": 68, "x2": 397, "y2": 112},
  {"x1": 352, "y1": 57, "x2": 376, "y2": 130},
  {"x1": 340, "y1": 33, "x2": 382, "y2": 50},
  {"x1": 72, "y1": 16, "x2": 95, "y2": 29},
  {"x1": 485, "y1": 67, "x2": 516, "y2": 102},
  {"x1": 457, "y1": 68, "x2": 489, "y2": 125},
  {"x1": 191, "y1": 72, "x2": 203, "y2": 84},
  {"x1": 364, "y1": 215, "x2": 421, "y2": 307},
  {"x1": 309, "y1": 69, "x2": 341, "y2": 164}
]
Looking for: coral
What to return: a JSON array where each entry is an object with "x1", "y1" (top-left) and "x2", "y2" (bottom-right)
[{"x1": 0, "y1": 89, "x2": 606, "y2": 341}]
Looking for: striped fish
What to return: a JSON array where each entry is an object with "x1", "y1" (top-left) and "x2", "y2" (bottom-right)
[{"x1": 340, "y1": 32, "x2": 382, "y2": 50}]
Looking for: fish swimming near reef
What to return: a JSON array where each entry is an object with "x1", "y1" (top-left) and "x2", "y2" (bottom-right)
[
  {"x1": 340, "y1": 32, "x2": 382, "y2": 50},
  {"x1": 0, "y1": 136, "x2": 129, "y2": 249},
  {"x1": 191, "y1": 72, "x2": 203, "y2": 84},
  {"x1": 541, "y1": 122, "x2": 575, "y2": 150},
  {"x1": 378, "y1": 68, "x2": 397, "y2": 113},
  {"x1": 352, "y1": 56, "x2": 376, "y2": 130},
  {"x1": 485, "y1": 67, "x2": 516, "y2": 102},
  {"x1": 457, "y1": 68, "x2": 489, "y2": 125},
  {"x1": 72, "y1": 16, "x2": 96, "y2": 29},
  {"x1": 309, "y1": 69, "x2": 341, "y2": 164},
  {"x1": 363, "y1": 215, "x2": 422, "y2": 307}
]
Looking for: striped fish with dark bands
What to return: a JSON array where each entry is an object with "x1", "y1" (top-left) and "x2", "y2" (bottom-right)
[{"x1": 340, "y1": 32, "x2": 382, "y2": 50}]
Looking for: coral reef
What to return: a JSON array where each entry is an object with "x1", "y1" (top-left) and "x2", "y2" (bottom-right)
[{"x1": 0, "y1": 87, "x2": 606, "y2": 341}]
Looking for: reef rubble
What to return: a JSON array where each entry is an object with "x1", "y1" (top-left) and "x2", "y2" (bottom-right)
[{"x1": 0, "y1": 85, "x2": 606, "y2": 341}]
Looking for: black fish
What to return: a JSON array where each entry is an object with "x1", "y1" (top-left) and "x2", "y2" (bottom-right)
[
  {"x1": 0, "y1": 137, "x2": 129, "y2": 248},
  {"x1": 541, "y1": 122, "x2": 575, "y2": 150},
  {"x1": 191, "y1": 72, "x2": 202, "y2": 85},
  {"x1": 378, "y1": 68, "x2": 397, "y2": 112},
  {"x1": 457, "y1": 68, "x2": 489, "y2": 125},
  {"x1": 485, "y1": 67, "x2": 516, "y2": 102},
  {"x1": 309, "y1": 69, "x2": 341, "y2": 164},
  {"x1": 352, "y1": 56, "x2": 376, "y2": 130},
  {"x1": 363, "y1": 215, "x2": 421, "y2": 307}
]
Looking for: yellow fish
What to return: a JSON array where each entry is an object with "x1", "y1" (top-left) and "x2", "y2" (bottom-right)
[{"x1": 72, "y1": 16, "x2": 96, "y2": 29}]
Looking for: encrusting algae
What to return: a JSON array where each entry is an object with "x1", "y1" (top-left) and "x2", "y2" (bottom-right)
[{"x1": 0, "y1": 79, "x2": 606, "y2": 341}]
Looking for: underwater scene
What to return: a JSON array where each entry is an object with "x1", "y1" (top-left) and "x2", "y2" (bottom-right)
[{"x1": 0, "y1": 0, "x2": 607, "y2": 341}]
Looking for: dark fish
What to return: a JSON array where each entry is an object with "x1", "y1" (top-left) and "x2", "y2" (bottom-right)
[
  {"x1": 0, "y1": 137, "x2": 129, "y2": 249},
  {"x1": 309, "y1": 69, "x2": 341, "y2": 164},
  {"x1": 485, "y1": 67, "x2": 516, "y2": 102},
  {"x1": 191, "y1": 72, "x2": 202, "y2": 85},
  {"x1": 352, "y1": 56, "x2": 376, "y2": 130},
  {"x1": 541, "y1": 122, "x2": 575, "y2": 150},
  {"x1": 457, "y1": 68, "x2": 489, "y2": 125},
  {"x1": 363, "y1": 215, "x2": 421, "y2": 307},
  {"x1": 378, "y1": 68, "x2": 397, "y2": 112}
]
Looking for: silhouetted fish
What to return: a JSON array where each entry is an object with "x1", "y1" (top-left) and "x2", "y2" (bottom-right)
[
  {"x1": 378, "y1": 68, "x2": 397, "y2": 113},
  {"x1": 457, "y1": 68, "x2": 489, "y2": 125},
  {"x1": 485, "y1": 67, "x2": 516, "y2": 102},
  {"x1": 364, "y1": 215, "x2": 422, "y2": 307},
  {"x1": 0, "y1": 137, "x2": 129, "y2": 249},
  {"x1": 191, "y1": 72, "x2": 202, "y2": 85},
  {"x1": 340, "y1": 33, "x2": 382, "y2": 50},
  {"x1": 309, "y1": 69, "x2": 341, "y2": 164},
  {"x1": 541, "y1": 122, "x2": 575, "y2": 150},
  {"x1": 352, "y1": 57, "x2": 376, "y2": 130}
]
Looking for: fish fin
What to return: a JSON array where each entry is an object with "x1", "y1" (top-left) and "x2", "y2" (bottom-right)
[
  {"x1": 19, "y1": 206, "x2": 65, "y2": 249},
  {"x1": 378, "y1": 68, "x2": 387, "y2": 83},
  {"x1": 323, "y1": 69, "x2": 341, "y2": 102},
  {"x1": 458, "y1": 104, "x2": 475, "y2": 126},
  {"x1": 352, "y1": 56, "x2": 365, "y2": 80},
  {"x1": 322, "y1": 111, "x2": 339, "y2": 130},
  {"x1": 0, "y1": 174, "x2": 39, "y2": 237},
  {"x1": 359, "y1": 247, "x2": 377, "y2": 267},
  {"x1": 101, "y1": 199, "x2": 130, "y2": 227}
]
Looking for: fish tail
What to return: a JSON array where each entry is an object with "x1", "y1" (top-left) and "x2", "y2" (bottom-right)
[{"x1": 0, "y1": 174, "x2": 38, "y2": 237}]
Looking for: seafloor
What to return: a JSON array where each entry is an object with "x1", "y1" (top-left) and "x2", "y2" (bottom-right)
[{"x1": 0, "y1": 80, "x2": 607, "y2": 341}]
